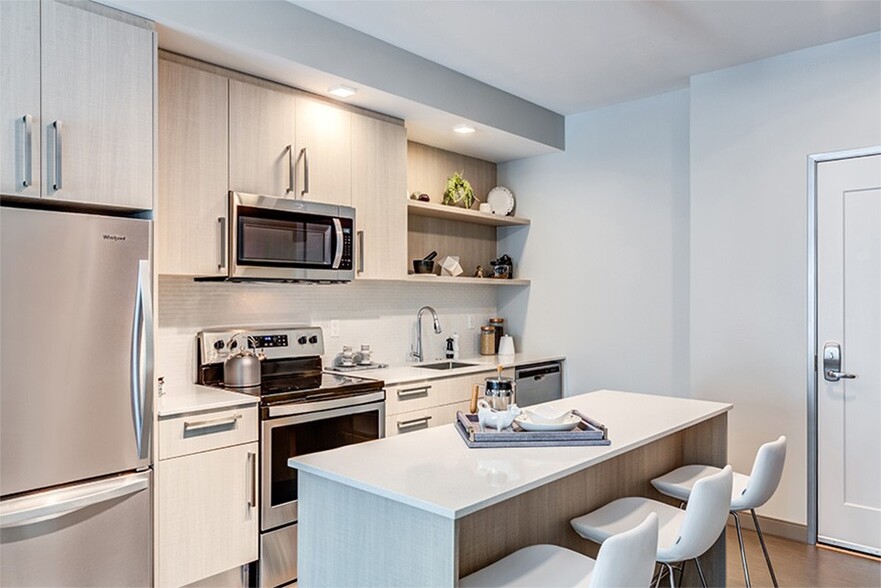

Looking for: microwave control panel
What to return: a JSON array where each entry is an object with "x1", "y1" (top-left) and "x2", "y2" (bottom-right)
[{"x1": 340, "y1": 224, "x2": 353, "y2": 270}]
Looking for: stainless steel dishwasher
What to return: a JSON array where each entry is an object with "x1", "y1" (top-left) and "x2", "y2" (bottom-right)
[{"x1": 515, "y1": 361, "x2": 563, "y2": 406}]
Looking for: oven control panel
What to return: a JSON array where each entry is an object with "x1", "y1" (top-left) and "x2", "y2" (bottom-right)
[{"x1": 198, "y1": 326, "x2": 324, "y2": 365}]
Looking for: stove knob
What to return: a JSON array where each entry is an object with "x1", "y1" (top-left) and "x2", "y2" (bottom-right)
[
  {"x1": 213, "y1": 340, "x2": 224, "y2": 350},
  {"x1": 297, "y1": 336, "x2": 308, "y2": 345},
  {"x1": 308, "y1": 335, "x2": 319, "y2": 344}
]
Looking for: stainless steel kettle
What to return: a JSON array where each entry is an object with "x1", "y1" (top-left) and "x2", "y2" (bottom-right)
[
  {"x1": 470, "y1": 365, "x2": 516, "y2": 412},
  {"x1": 223, "y1": 334, "x2": 262, "y2": 388}
]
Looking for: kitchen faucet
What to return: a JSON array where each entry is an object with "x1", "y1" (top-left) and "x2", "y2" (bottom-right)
[{"x1": 411, "y1": 306, "x2": 442, "y2": 362}]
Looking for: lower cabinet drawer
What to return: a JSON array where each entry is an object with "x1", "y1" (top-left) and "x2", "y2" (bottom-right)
[
  {"x1": 159, "y1": 406, "x2": 258, "y2": 460},
  {"x1": 385, "y1": 381, "x2": 439, "y2": 416},
  {"x1": 438, "y1": 369, "x2": 515, "y2": 406},
  {"x1": 385, "y1": 407, "x2": 441, "y2": 437}
]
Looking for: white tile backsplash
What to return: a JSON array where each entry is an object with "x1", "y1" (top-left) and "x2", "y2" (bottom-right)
[{"x1": 157, "y1": 276, "x2": 498, "y2": 393}]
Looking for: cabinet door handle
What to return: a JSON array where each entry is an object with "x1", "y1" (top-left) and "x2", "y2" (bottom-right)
[
  {"x1": 300, "y1": 147, "x2": 309, "y2": 198},
  {"x1": 52, "y1": 120, "x2": 62, "y2": 190},
  {"x1": 218, "y1": 217, "x2": 227, "y2": 270},
  {"x1": 397, "y1": 416, "x2": 432, "y2": 430},
  {"x1": 357, "y1": 230, "x2": 365, "y2": 274},
  {"x1": 285, "y1": 144, "x2": 294, "y2": 194},
  {"x1": 247, "y1": 451, "x2": 257, "y2": 508},
  {"x1": 20, "y1": 114, "x2": 33, "y2": 188},
  {"x1": 397, "y1": 386, "x2": 431, "y2": 399},
  {"x1": 182, "y1": 413, "x2": 242, "y2": 433}
]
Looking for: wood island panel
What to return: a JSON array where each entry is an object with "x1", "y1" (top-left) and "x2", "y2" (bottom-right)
[{"x1": 456, "y1": 414, "x2": 728, "y2": 586}]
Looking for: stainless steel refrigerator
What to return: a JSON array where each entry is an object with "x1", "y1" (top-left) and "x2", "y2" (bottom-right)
[{"x1": 0, "y1": 206, "x2": 153, "y2": 586}]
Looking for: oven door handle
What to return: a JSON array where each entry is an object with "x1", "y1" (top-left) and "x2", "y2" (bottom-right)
[{"x1": 332, "y1": 218, "x2": 343, "y2": 269}]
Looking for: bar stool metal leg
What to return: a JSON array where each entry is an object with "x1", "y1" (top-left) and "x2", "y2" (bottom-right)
[
  {"x1": 693, "y1": 557, "x2": 708, "y2": 588},
  {"x1": 731, "y1": 511, "x2": 752, "y2": 587},
  {"x1": 662, "y1": 563, "x2": 676, "y2": 588},
  {"x1": 751, "y1": 508, "x2": 779, "y2": 588}
]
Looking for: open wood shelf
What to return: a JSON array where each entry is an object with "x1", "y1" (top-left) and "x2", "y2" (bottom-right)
[
  {"x1": 356, "y1": 276, "x2": 530, "y2": 286},
  {"x1": 407, "y1": 200, "x2": 529, "y2": 227},
  {"x1": 404, "y1": 275, "x2": 530, "y2": 286}
]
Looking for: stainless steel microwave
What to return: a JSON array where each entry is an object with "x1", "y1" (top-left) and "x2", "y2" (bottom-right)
[{"x1": 225, "y1": 192, "x2": 355, "y2": 283}]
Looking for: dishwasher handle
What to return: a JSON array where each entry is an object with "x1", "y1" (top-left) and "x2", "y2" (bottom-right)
[{"x1": 516, "y1": 363, "x2": 561, "y2": 380}]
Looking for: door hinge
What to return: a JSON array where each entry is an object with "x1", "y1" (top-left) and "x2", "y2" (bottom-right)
[{"x1": 814, "y1": 354, "x2": 818, "y2": 371}]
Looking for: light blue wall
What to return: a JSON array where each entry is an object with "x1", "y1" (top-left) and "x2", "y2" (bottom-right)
[
  {"x1": 498, "y1": 89, "x2": 691, "y2": 398},
  {"x1": 689, "y1": 32, "x2": 881, "y2": 524},
  {"x1": 500, "y1": 32, "x2": 881, "y2": 525}
]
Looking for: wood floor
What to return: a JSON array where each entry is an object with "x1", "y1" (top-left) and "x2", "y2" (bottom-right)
[{"x1": 724, "y1": 526, "x2": 880, "y2": 587}]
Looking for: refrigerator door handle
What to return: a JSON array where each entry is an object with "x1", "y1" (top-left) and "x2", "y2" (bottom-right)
[
  {"x1": 0, "y1": 474, "x2": 149, "y2": 529},
  {"x1": 130, "y1": 260, "x2": 154, "y2": 461}
]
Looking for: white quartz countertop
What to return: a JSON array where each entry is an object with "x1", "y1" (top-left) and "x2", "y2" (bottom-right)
[
  {"x1": 158, "y1": 383, "x2": 258, "y2": 417},
  {"x1": 289, "y1": 390, "x2": 732, "y2": 519},
  {"x1": 325, "y1": 353, "x2": 565, "y2": 385}
]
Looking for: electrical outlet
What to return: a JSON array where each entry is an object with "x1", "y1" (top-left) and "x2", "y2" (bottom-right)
[
  {"x1": 330, "y1": 320, "x2": 340, "y2": 337},
  {"x1": 466, "y1": 315, "x2": 475, "y2": 329}
]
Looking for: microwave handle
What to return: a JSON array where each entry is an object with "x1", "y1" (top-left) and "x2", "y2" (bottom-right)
[
  {"x1": 300, "y1": 147, "x2": 309, "y2": 199},
  {"x1": 332, "y1": 218, "x2": 343, "y2": 269}
]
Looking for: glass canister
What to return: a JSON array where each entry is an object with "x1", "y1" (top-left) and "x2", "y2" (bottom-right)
[
  {"x1": 480, "y1": 326, "x2": 496, "y2": 355},
  {"x1": 488, "y1": 317, "x2": 505, "y2": 352}
]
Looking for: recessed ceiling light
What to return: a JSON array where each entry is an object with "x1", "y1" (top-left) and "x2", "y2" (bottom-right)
[
  {"x1": 328, "y1": 85, "x2": 357, "y2": 98},
  {"x1": 453, "y1": 125, "x2": 476, "y2": 134}
]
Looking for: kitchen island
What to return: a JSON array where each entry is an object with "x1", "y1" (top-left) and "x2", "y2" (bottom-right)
[{"x1": 289, "y1": 390, "x2": 732, "y2": 587}]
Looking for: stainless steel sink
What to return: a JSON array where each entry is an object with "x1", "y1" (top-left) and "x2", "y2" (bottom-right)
[{"x1": 416, "y1": 361, "x2": 478, "y2": 370}]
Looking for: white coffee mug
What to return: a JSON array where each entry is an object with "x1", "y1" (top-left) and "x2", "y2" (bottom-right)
[
  {"x1": 479, "y1": 202, "x2": 492, "y2": 213},
  {"x1": 498, "y1": 335, "x2": 515, "y2": 355}
]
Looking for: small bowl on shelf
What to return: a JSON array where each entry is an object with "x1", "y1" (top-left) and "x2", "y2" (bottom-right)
[{"x1": 412, "y1": 259, "x2": 435, "y2": 274}]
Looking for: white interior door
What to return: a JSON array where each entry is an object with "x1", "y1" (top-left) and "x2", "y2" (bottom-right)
[{"x1": 817, "y1": 152, "x2": 881, "y2": 556}]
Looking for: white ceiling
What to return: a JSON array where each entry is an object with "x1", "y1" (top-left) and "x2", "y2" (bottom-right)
[{"x1": 291, "y1": 0, "x2": 880, "y2": 116}]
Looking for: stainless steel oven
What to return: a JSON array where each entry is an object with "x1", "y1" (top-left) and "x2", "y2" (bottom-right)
[
  {"x1": 259, "y1": 397, "x2": 384, "y2": 586},
  {"x1": 225, "y1": 192, "x2": 355, "y2": 283},
  {"x1": 197, "y1": 326, "x2": 384, "y2": 587}
]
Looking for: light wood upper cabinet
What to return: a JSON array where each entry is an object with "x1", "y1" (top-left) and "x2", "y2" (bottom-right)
[
  {"x1": 1, "y1": 0, "x2": 153, "y2": 209},
  {"x1": 158, "y1": 59, "x2": 228, "y2": 276},
  {"x1": 40, "y1": 0, "x2": 153, "y2": 209},
  {"x1": 229, "y1": 80, "x2": 296, "y2": 198},
  {"x1": 351, "y1": 114, "x2": 407, "y2": 279},
  {"x1": 295, "y1": 97, "x2": 352, "y2": 205},
  {"x1": 0, "y1": 0, "x2": 41, "y2": 198}
]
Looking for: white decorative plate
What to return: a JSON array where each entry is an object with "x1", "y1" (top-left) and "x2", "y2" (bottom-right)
[
  {"x1": 487, "y1": 186, "x2": 515, "y2": 216},
  {"x1": 515, "y1": 412, "x2": 581, "y2": 432}
]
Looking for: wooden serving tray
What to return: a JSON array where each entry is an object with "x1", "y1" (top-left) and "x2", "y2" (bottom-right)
[{"x1": 454, "y1": 410, "x2": 611, "y2": 448}]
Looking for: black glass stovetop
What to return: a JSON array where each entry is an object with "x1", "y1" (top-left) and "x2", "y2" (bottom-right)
[{"x1": 198, "y1": 356, "x2": 383, "y2": 407}]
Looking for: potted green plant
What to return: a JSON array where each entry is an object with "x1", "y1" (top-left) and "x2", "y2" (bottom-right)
[{"x1": 443, "y1": 171, "x2": 475, "y2": 209}]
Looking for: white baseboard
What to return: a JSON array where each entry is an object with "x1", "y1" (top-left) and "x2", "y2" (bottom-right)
[{"x1": 727, "y1": 512, "x2": 807, "y2": 543}]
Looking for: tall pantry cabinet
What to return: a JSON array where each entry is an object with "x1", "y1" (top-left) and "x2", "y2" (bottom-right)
[
  {"x1": 0, "y1": 0, "x2": 153, "y2": 209},
  {"x1": 158, "y1": 60, "x2": 229, "y2": 277}
]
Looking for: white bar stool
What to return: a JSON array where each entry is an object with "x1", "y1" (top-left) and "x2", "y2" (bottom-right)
[
  {"x1": 459, "y1": 512, "x2": 658, "y2": 588},
  {"x1": 570, "y1": 466, "x2": 733, "y2": 588},
  {"x1": 651, "y1": 436, "x2": 786, "y2": 588}
]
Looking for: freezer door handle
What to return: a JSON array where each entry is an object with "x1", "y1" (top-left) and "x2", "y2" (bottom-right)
[
  {"x1": 130, "y1": 260, "x2": 154, "y2": 460},
  {"x1": 0, "y1": 474, "x2": 149, "y2": 528}
]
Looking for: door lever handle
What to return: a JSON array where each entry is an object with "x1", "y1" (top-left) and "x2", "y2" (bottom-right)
[
  {"x1": 822, "y1": 342, "x2": 857, "y2": 382},
  {"x1": 825, "y1": 370, "x2": 856, "y2": 381}
]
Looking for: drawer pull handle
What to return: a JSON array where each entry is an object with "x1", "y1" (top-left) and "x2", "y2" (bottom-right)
[
  {"x1": 397, "y1": 416, "x2": 432, "y2": 430},
  {"x1": 183, "y1": 413, "x2": 243, "y2": 433},
  {"x1": 397, "y1": 386, "x2": 431, "y2": 399}
]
